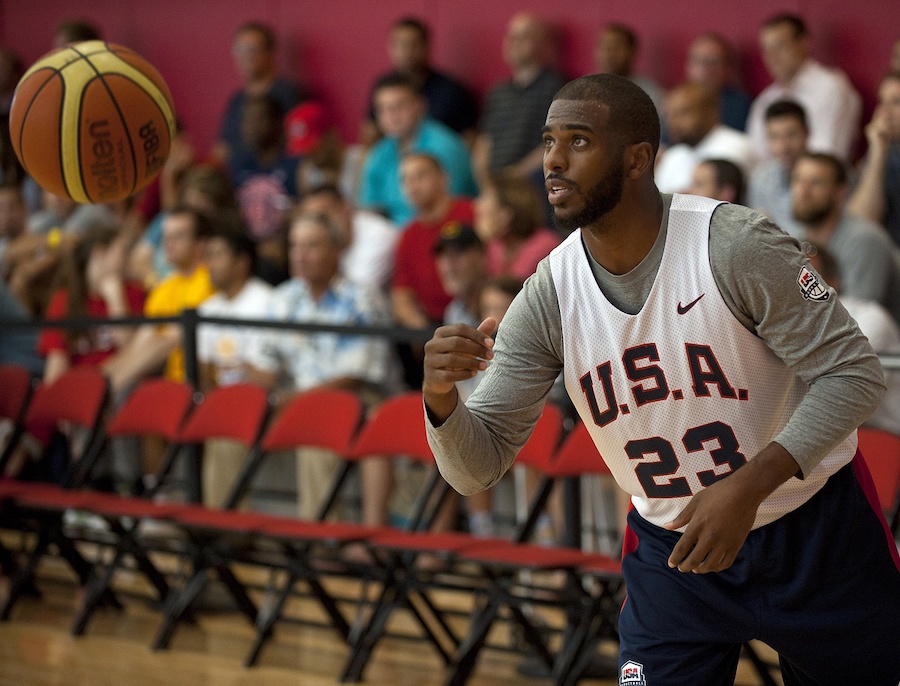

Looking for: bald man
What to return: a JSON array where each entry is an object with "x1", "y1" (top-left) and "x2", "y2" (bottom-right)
[
  {"x1": 473, "y1": 13, "x2": 565, "y2": 185},
  {"x1": 656, "y1": 82, "x2": 755, "y2": 193}
]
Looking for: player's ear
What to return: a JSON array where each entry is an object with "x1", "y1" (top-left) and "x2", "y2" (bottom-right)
[{"x1": 624, "y1": 141, "x2": 654, "y2": 179}]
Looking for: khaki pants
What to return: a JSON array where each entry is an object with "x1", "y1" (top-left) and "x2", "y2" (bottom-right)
[
  {"x1": 295, "y1": 446, "x2": 342, "y2": 520},
  {"x1": 203, "y1": 439, "x2": 248, "y2": 508}
]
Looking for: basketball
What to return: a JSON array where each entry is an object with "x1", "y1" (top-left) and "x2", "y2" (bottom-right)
[{"x1": 8, "y1": 40, "x2": 176, "y2": 204}]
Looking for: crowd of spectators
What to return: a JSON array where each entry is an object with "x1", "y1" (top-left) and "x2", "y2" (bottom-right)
[{"x1": 1, "y1": 12, "x2": 899, "y2": 539}]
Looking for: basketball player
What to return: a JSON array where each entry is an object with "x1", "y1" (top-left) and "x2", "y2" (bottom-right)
[{"x1": 423, "y1": 74, "x2": 900, "y2": 685}]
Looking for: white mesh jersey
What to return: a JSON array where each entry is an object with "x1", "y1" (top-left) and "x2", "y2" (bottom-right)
[{"x1": 549, "y1": 194, "x2": 857, "y2": 530}]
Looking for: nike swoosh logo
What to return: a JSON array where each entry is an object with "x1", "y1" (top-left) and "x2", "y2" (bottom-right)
[{"x1": 677, "y1": 293, "x2": 705, "y2": 314}]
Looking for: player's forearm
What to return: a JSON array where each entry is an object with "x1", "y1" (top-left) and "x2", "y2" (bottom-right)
[{"x1": 776, "y1": 367, "x2": 885, "y2": 477}]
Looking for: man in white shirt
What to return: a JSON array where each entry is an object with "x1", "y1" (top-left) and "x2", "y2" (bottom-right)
[
  {"x1": 747, "y1": 14, "x2": 861, "y2": 163},
  {"x1": 656, "y1": 82, "x2": 755, "y2": 193},
  {"x1": 197, "y1": 227, "x2": 272, "y2": 507},
  {"x1": 299, "y1": 185, "x2": 398, "y2": 292}
]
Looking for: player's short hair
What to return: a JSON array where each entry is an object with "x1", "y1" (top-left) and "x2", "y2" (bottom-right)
[
  {"x1": 235, "y1": 21, "x2": 277, "y2": 51},
  {"x1": 603, "y1": 23, "x2": 638, "y2": 50},
  {"x1": 762, "y1": 13, "x2": 808, "y2": 39},
  {"x1": 553, "y1": 73, "x2": 661, "y2": 156},
  {"x1": 208, "y1": 225, "x2": 257, "y2": 274},
  {"x1": 764, "y1": 100, "x2": 809, "y2": 130},
  {"x1": 373, "y1": 72, "x2": 423, "y2": 98},
  {"x1": 701, "y1": 159, "x2": 746, "y2": 206},
  {"x1": 797, "y1": 152, "x2": 847, "y2": 186},
  {"x1": 393, "y1": 16, "x2": 430, "y2": 43},
  {"x1": 882, "y1": 70, "x2": 900, "y2": 87}
]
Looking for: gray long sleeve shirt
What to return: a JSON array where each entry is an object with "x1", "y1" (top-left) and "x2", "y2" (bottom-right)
[{"x1": 427, "y1": 194, "x2": 885, "y2": 497}]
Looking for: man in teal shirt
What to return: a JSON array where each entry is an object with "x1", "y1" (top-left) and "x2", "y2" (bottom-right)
[{"x1": 359, "y1": 74, "x2": 478, "y2": 227}]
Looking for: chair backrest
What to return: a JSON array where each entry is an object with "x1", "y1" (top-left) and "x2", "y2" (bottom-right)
[
  {"x1": 106, "y1": 379, "x2": 194, "y2": 441},
  {"x1": 348, "y1": 391, "x2": 432, "y2": 464},
  {"x1": 261, "y1": 389, "x2": 363, "y2": 453},
  {"x1": 549, "y1": 421, "x2": 614, "y2": 479},
  {"x1": 177, "y1": 383, "x2": 270, "y2": 447},
  {"x1": 512, "y1": 403, "x2": 564, "y2": 472},
  {"x1": 0, "y1": 364, "x2": 33, "y2": 422},
  {"x1": 857, "y1": 426, "x2": 900, "y2": 514},
  {"x1": 24, "y1": 367, "x2": 108, "y2": 433}
]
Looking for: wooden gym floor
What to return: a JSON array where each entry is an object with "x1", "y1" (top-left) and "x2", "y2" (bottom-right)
[{"x1": 0, "y1": 541, "x2": 783, "y2": 686}]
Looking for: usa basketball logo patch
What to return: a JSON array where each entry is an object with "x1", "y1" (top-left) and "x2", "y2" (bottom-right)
[
  {"x1": 797, "y1": 266, "x2": 830, "y2": 302},
  {"x1": 620, "y1": 660, "x2": 647, "y2": 685}
]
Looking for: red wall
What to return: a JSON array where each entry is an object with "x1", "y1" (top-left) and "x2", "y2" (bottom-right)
[{"x1": 2, "y1": 0, "x2": 897, "y2": 158}]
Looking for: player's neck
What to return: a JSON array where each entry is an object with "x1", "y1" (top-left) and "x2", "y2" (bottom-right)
[{"x1": 581, "y1": 189, "x2": 663, "y2": 276}]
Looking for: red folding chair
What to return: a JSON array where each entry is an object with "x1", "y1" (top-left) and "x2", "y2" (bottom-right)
[
  {"x1": 0, "y1": 363, "x2": 34, "y2": 476},
  {"x1": 146, "y1": 382, "x2": 273, "y2": 651},
  {"x1": 0, "y1": 367, "x2": 110, "y2": 620},
  {"x1": 338, "y1": 402, "x2": 566, "y2": 683},
  {"x1": 249, "y1": 391, "x2": 455, "y2": 670},
  {"x1": 857, "y1": 426, "x2": 900, "y2": 535},
  {"x1": 0, "y1": 364, "x2": 34, "y2": 577},
  {"x1": 68, "y1": 378, "x2": 196, "y2": 635}
]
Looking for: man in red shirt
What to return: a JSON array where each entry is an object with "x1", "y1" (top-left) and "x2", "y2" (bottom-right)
[{"x1": 391, "y1": 153, "x2": 474, "y2": 329}]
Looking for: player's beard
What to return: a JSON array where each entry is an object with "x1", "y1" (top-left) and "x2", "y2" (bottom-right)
[{"x1": 552, "y1": 157, "x2": 625, "y2": 233}]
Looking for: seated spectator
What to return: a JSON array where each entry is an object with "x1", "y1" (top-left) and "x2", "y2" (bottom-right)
[
  {"x1": 474, "y1": 12, "x2": 565, "y2": 185},
  {"x1": 474, "y1": 173, "x2": 560, "y2": 279},
  {"x1": 362, "y1": 17, "x2": 479, "y2": 146},
  {"x1": 594, "y1": 23, "x2": 663, "y2": 113},
  {"x1": 131, "y1": 165, "x2": 237, "y2": 289},
  {"x1": 748, "y1": 100, "x2": 809, "y2": 238},
  {"x1": 211, "y1": 22, "x2": 304, "y2": 166},
  {"x1": 807, "y1": 244, "x2": 900, "y2": 436},
  {"x1": 103, "y1": 206, "x2": 215, "y2": 394},
  {"x1": 747, "y1": 13, "x2": 861, "y2": 163},
  {"x1": 299, "y1": 185, "x2": 397, "y2": 292},
  {"x1": 656, "y1": 82, "x2": 755, "y2": 193},
  {"x1": 287, "y1": 102, "x2": 360, "y2": 201},
  {"x1": 685, "y1": 33, "x2": 752, "y2": 132},
  {"x1": 52, "y1": 19, "x2": 101, "y2": 48},
  {"x1": 391, "y1": 154, "x2": 475, "y2": 330},
  {"x1": 791, "y1": 152, "x2": 900, "y2": 323},
  {"x1": 359, "y1": 73, "x2": 477, "y2": 226},
  {"x1": 39, "y1": 225, "x2": 145, "y2": 384},
  {"x1": 246, "y1": 211, "x2": 394, "y2": 524},
  {"x1": 28, "y1": 189, "x2": 116, "y2": 236},
  {"x1": 687, "y1": 158, "x2": 746, "y2": 205},
  {"x1": 197, "y1": 227, "x2": 272, "y2": 507},
  {"x1": 846, "y1": 71, "x2": 900, "y2": 245},
  {"x1": 230, "y1": 94, "x2": 299, "y2": 273},
  {"x1": 2, "y1": 186, "x2": 84, "y2": 317}
]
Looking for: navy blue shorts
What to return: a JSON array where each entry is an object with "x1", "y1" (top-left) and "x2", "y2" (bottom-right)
[{"x1": 617, "y1": 454, "x2": 900, "y2": 686}]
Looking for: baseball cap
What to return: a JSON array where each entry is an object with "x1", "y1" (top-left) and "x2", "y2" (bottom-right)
[
  {"x1": 284, "y1": 101, "x2": 328, "y2": 155},
  {"x1": 433, "y1": 222, "x2": 483, "y2": 254}
]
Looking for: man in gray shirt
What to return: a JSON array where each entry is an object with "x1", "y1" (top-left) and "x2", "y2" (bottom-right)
[
  {"x1": 791, "y1": 151, "x2": 900, "y2": 324},
  {"x1": 423, "y1": 74, "x2": 900, "y2": 684}
]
